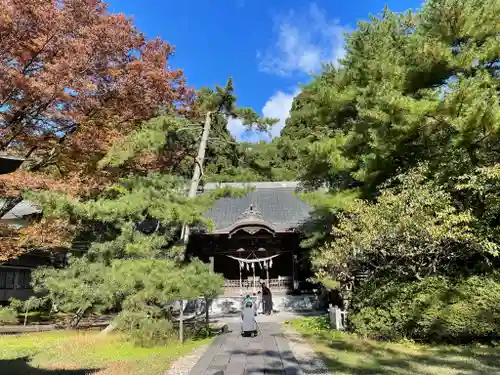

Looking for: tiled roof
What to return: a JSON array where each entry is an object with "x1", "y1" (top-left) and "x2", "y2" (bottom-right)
[
  {"x1": 1, "y1": 181, "x2": 315, "y2": 232},
  {"x1": 202, "y1": 181, "x2": 313, "y2": 232}
]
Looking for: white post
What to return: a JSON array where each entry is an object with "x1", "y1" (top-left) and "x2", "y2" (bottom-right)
[
  {"x1": 335, "y1": 306, "x2": 342, "y2": 330},
  {"x1": 239, "y1": 263, "x2": 242, "y2": 295},
  {"x1": 266, "y1": 261, "x2": 269, "y2": 287},
  {"x1": 252, "y1": 263, "x2": 256, "y2": 293},
  {"x1": 328, "y1": 304, "x2": 345, "y2": 330}
]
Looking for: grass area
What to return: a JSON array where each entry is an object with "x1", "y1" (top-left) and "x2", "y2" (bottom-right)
[
  {"x1": 0, "y1": 330, "x2": 212, "y2": 375},
  {"x1": 0, "y1": 310, "x2": 75, "y2": 326},
  {"x1": 289, "y1": 317, "x2": 500, "y2": 375}
]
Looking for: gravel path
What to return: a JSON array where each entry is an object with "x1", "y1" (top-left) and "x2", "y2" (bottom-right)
[
  {"x1": 166, "y1": 344, "x2": 210, "y2": 375},
  {"x1": 282, "y1": 325, "x2": 331, "y2": 375}
]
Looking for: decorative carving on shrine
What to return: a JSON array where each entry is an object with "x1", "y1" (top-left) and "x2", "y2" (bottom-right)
[
  {"x1": 241, "y1": 226, "x2": 263, "y2": 235},
  {"x1": 237, "y1": 204, "x2": 264, "y2": 221},
  {"x1": 221, "y1": 204, "x2": 277, "y2": 238}
]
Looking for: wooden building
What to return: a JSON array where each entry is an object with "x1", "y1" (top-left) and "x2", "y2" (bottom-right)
[
  {"x1": 0, "y1": 200, "x2": 66, "y2": 304},
  {"x1": 187, "y1": 181, "x2": 315, "y2": 297}
]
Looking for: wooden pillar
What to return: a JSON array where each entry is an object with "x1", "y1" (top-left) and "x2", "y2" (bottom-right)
[
  {"x1": 209, "y1": 256, "x2": 214, "y2": 272},
  {"x1": 13, "y1": 269, "x2": 19, "y2": 290},
  {"x1": 239, "y1": 264, "x2": 242, "y2": 294},
  {"x1": 179, "y1": 299, "x2": 184, "y2": 343}
]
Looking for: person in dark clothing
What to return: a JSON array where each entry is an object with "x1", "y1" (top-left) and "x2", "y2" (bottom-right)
[{"x1": 261, "y1": 282, "x2": 273, "y2": 315}]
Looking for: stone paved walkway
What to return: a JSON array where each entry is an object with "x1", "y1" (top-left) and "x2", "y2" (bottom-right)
[{"x1": 187, "y1": 322, "x2": 329, "y2": 375}]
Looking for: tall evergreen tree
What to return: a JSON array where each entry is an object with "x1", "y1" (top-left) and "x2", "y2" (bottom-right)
[
  {"x1": 282, "y1": 0, "x2": 500, "y2": 284},
  {"x1": 99, "y1": 78, "x2": 278, "y2": 243},
  {"x1": 16, "y1": 78, "x2": 276, "y2": 344}
]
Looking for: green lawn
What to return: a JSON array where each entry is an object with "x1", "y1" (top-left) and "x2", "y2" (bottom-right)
[
  {"x1": 0, "y1": 330, "x2": 211, "y2": 375},
  {"x1": 290, "y1": 317, "x2": 500, "y2": 375}
]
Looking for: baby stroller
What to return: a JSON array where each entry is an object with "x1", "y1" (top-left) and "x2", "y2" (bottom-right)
[{"x1": 240, "y1": 301, "x2": 258, "y2": 337}]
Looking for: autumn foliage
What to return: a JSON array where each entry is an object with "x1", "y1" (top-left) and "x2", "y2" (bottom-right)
[
  {"x1": 0, "y1": 0, "x2": 190, "y2": 152},
  {"x1": 0, "y1": 0, "x2": 193, "y2": 258}
]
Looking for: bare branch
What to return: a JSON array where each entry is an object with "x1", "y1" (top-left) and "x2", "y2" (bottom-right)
[{"x1": 176, "y1": 126, "x2": 201, "y2": 133}]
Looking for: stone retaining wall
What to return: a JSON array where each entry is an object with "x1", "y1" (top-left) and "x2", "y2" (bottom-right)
[{"x1": 208, "y1": 294, "x2": 320, "y2": 315}]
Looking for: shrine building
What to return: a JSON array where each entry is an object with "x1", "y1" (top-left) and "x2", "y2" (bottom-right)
[{"x1": 188, "y1": 181, "x2": 317, "y2": 296}]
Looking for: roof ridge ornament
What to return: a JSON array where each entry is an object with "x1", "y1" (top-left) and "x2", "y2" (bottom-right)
[
  {"x1": 238, "y1": 204, "x2": 264, "y2": 220},
  {"x1": 224, "y1": 204, "x2": 276, "y2": 237}
]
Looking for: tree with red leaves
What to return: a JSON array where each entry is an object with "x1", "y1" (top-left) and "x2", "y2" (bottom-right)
[
  {"x1": 0, "y1": 0, "x2": 192, "y2": 258},
  {"x1": 0, "y1": 0, "x2": 191, "y2": 207}
]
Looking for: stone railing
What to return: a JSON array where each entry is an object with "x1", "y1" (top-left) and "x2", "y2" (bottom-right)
[{"x1": 223, "y1": 278, "x2": 294, "y2": 295}]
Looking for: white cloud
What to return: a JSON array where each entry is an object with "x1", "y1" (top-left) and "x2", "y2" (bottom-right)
[
  {"x1": 227, "y1": 4, "x2": 349, "y2": 142},
  {"x1": 258, "y1": 3, "x2": 348, "y2": 76},
  {"x1": 262, "y1": 89, "x2": 300, "y2": 138},
  {"x1": 227, "y1": 89, "x2": 300, "y2": 142}
]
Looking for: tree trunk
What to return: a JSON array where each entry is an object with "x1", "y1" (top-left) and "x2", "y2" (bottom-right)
[
  {"x1": 179, "y1": 299, "x2": 184, "y2": 344},
  {"x1": 205, "y1": 296, "x2": 210, "y2": 329},
  {"x1": 100, "y1": 321, "x2": 117, "y2": 335},
  {"x1": 182, "y1": 111, "x2": 212, "y2": 243},
  {"x1": 0, "y1": 196, "x2": 23, "y2": 219}
]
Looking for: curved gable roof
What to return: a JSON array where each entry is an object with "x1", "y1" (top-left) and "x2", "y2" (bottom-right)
[{"x1": 201, "y1": 181, "x2": 313, "y2": 233}]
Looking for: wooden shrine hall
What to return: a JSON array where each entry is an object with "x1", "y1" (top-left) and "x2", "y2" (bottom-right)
[{"x1": 186, "y1": 181, "x2": 316, "y2": 296}]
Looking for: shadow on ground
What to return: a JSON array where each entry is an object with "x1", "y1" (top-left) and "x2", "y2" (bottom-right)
[
  {"x1": 0, "y1": 357, "x2": 99, "y2": 375},
  {"x1": 194, "y1": 323, "x2": 312, "y2": 375},
  {"x1": 292, "y1": 330, "x2": 500, "y2": 375},
  {"x1": 209, "y1": 347, "x2": 302, "y2": 375}
]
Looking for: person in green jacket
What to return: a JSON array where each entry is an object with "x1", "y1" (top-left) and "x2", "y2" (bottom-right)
[
  {"x1": 243, "y1": 294, "x2": 253, "y2": 306},
  {"x1": 242, "y1": 294, "x2": 258, "y2": 314}
]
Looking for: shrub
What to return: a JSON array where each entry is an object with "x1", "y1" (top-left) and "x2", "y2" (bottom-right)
[
  {"x1": 115, "y1": 311, "x2": 175, "y2": 347},
  {"x1": 293, "y1": 315, "x2": 330, "y2": 334},
  {"x1": 350, "y1": 275, "x2": 500, "y2": 343},
  {"x1": 0, "y1": 306, "x2": 18, "y2": 325},
  {"x1": 190, "y1": 325, "x2": 219, "y2": 340},
  {"x1": 131, "y1": 319, "x2": 175, "y2": 347}
]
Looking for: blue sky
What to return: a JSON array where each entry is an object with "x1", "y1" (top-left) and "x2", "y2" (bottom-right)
[{"x1": 108, "y1": 0, "x2": 423, "y2": 141}]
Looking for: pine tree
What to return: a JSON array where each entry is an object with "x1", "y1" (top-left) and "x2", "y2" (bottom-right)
[
  {"x1": 14, "y1": 78, "x2": 276, "y2": 345},
  {"x1": 99, "y1": 78, "x2": 278, "y2": 244},
  {"x1": 282, "y1": 0, "x2": 500, "y2": 286},
  {"x1": 22, "y1": 171, "x2": 240, "y2": 341}
]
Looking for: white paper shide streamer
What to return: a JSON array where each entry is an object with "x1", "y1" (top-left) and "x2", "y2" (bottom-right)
[{"x1": 226, "y1": 254, "x2": 281, "y2": 264}]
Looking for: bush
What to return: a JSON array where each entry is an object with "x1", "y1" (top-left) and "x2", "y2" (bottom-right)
[
  {"x1": 0, "y1": 306, "x2": 18, "y2": 325},
  {"x1": 292, "y1": 315, "x2": 330, "y2": 334},
  {"x1": 116, "y1": 311, "x2": 176, "y2": 347},
  {"x1": 350, "y1": 275, "x2": 500, "y2": 343}
]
